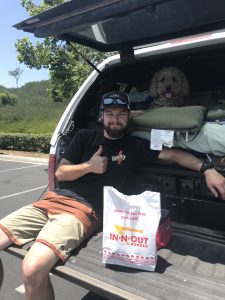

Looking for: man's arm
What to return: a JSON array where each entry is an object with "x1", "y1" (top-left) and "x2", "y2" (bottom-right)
[
  {"x1": 158, "y1": 147, "x2": 225, "y2": 200},
  {"x1": 56, "y1": 145, "x2": 108, "y2": 181}
]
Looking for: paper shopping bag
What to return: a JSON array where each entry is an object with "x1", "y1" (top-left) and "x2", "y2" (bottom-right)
[{"x1": 102, "y1": 186, "x2": 161, "y2": 272}]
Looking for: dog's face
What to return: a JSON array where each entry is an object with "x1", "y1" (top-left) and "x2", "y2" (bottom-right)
[{"x1": 149, "y1": 67, "x2": 190, "y2": 107}]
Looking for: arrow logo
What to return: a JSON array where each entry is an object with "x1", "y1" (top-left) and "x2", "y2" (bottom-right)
[{"x1": 115, "y1": 225, "x2": 143, "y2": 235}]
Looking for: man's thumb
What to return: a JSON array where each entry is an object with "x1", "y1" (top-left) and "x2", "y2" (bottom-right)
[{"x1": 95, "y1": 145, "x2": 103, "y2": 156}]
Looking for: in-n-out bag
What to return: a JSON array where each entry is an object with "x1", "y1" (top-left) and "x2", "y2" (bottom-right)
[{"x1": 102, "y1": 186, "x2": 161, "y2": 272}]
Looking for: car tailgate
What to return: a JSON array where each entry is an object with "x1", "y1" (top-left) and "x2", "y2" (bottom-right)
[{"x1": 5, "y1": 222, "x2": 225, "y2": 300}]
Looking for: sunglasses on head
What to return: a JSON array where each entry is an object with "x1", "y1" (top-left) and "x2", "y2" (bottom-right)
[{"x1": 103, "y1": 97, "x2": 128, "y2": 105}]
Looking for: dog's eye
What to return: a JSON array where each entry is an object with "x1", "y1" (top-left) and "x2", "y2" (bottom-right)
[
  {"x1": 160, "y1": 77, "x2": 165, "y2": 82},
  {"x1": 173, "y1": 77, "x2": 176, "y2": 82}
]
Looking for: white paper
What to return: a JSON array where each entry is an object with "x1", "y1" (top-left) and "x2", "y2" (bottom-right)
[{"x1": 150, "y1": 129, "x2": 174, "y2": 150}]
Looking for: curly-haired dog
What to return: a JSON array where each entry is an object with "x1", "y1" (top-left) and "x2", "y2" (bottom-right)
[{"x1": 149, "y1": 66, "x2": 190, "y2": 108}]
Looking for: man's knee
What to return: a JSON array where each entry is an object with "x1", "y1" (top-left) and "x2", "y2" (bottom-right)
[
  {"x1": 22, "y1": 256, "x2": 49, "y2": 285},
  {"x1": 22, "y1": 242, "x2": 58, "y2": 284}
]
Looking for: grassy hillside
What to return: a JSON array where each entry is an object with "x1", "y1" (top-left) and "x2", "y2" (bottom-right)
[{"x1": 0, "y1": 81, "x2": 67, "y2": 134}]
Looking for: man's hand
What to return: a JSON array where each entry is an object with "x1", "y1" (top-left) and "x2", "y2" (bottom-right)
[
  {"x1": 89, "y1": 145, "x2": 108, "y2": 174},
  {"x1": 56, "y1": 145, "x2": 108, "y2": 181},
  {"x1": 204, "y1": 168, "x2": 225, "y2": 200}
]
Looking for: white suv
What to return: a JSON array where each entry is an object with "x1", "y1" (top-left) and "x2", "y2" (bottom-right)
[{"x1": 15, "y1": 0, "x2": 225, "y2": 228}]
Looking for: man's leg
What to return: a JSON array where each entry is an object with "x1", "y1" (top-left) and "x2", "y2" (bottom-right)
[
  {"x1": 21, "y1": 212, "x2": 88, "y2": 300},
  {"x1": 0, "y1": 205, "x2": 49, "y2": 293},
  {"x1": 22, "y1": 241, "x2": 59, "y2": 300},
  {"x1": 0, "y1": 228, "x2": 13, "y2": 290}
]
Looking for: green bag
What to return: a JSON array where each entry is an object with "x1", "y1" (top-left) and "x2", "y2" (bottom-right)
[{"x1": 132, "y1": 106, "x2": 207, "y2": 131}]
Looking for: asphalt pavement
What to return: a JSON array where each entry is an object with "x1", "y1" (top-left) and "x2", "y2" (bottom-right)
[{"x1": 0, "y1": 154, "x2": 106, "y2": 300}]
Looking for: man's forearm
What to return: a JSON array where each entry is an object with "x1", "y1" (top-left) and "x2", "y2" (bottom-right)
[
  {"x1": 55, "y1": 161, "x2": 92, "y2": 181},
  {"x1": 159, "y1": 148, "x2": 202, "y2": 171},
  {"x1": 172, "y1": 150, "x2": 202, "y2": 172}
]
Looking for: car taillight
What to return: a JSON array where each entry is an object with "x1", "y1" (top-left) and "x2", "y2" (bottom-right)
[{"x1": 48, "y1": 154, "x2": 56, "y2": 191}]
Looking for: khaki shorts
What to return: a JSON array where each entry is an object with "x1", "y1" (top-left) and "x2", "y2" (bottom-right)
[{"x1": 0, "y1": 205, "x2": 85, "y2": 261}]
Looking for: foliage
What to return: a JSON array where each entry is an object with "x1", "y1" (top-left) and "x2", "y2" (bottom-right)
[
  {"x1": 0, "y1": 80, "x2": 66, "y2": 134},
  {"x1": 0, "y1": 133, "x2": 51, "y2": 153},
  {"x1": 0, "y1": 91, "x2": 18, "y2": 106},
  {"x1": 16, "y1": 0, "x2": 115, "y2": 102},
  {"x1": 8, "y1": 67, "x2": 24, "y2": 88}
]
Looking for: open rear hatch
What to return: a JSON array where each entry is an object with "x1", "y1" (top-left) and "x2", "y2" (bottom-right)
[{"x1": 14, "y1": 0, "x2": 225, "y2": 57}]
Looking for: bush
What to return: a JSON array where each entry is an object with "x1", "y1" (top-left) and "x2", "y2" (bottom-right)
[
  {"x1": 0, "y1": 133, "x2": 51, "y2": 153},
  {"x1": 0, "y1": 80, "x2": 67, "y2": 134},
  {"x1": 0, "y1": 91, "x2": 17, "y2": 106}
]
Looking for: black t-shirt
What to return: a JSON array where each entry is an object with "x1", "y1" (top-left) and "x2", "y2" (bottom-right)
[{"x1": 56, "y1": 129, "x2": 159, "y2": 214}]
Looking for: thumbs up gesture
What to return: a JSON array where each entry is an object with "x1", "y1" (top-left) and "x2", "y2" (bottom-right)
[{"x1": 89, "y1": 145, "x2": 108, "y2": 174}]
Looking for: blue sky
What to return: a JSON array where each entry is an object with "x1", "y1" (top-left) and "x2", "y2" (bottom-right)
[{"x1": 0, "y1": 0, "x2": 49, "y2": 88}]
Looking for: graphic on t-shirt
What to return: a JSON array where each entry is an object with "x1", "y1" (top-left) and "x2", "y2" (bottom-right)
[{"x1": 112, "y1": 150, "x2": 126, "y2": 164}]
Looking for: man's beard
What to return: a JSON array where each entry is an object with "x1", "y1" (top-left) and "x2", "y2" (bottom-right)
[{"x1": 104, "y1": 124, "x2": 126, "y2": 138}]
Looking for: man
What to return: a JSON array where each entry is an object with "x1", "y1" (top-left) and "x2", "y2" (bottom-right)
[{"x1": 0, "y1": 91, "x2": 225, "y2": 300}]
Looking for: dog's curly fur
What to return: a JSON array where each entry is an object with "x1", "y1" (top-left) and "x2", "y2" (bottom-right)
[{"x1": 149, "y1": 66, "x2": 190, "y2": 108}]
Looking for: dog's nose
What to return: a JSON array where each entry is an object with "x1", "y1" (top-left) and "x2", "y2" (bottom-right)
[{"x1": 166, "y1": 85, "x2": 171, "y2": 92}]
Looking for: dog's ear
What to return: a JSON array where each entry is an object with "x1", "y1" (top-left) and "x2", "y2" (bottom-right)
[{"x1": 149, "y1": 71, "x2": 159, "y2": 98}]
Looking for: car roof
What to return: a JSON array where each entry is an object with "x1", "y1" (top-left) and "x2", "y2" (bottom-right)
[{"x1": 14, "y1": 0, "x2": 225, "y2": 54}]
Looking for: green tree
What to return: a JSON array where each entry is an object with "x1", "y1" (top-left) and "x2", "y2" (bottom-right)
[
  {"x1": 16, "y1": 0, "x2": 114, "y2": 102},
  {"x1": 8, "y1": 67, "x2": 24, "y2": 88}
]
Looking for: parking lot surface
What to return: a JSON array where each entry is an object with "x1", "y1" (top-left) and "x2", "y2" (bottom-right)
[{"x1": 0, "y1": 155, "x2": 105, "y2": 300}]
